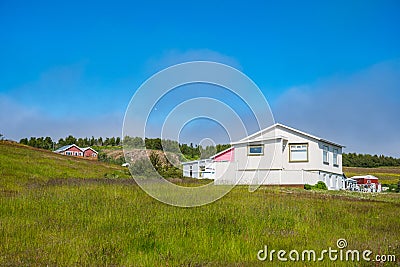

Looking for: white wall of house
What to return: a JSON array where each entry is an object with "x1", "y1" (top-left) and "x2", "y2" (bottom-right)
[
  {"x1": 233, "y1": 125, "x2": 343, "y2": 174},
  {"x1": 182, "y1": 159, "x2": 214, "y2": 179},
  {"x1": 183, "y1": 123, "x2": 346, "y2": 190}
]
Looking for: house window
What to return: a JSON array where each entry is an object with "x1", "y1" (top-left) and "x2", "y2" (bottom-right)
[
  {"x1": 92, "y1": 153, "x2": 97, "y2": 157},
  {"x1": 74, "y1": 152, "x2": 78, "y2": 156},
  {"x1": 289, "y1": 143, "x2": 308, "y2": 162},
  {"x1": 323, "y1": 145, "x2": 329, "y2": 164},
  {"x1": 333, "y1": 148, "x2": 338, "y2": 166},
  {"x1": 66, "y1": 151, "x2": 72, "y2": 156},
  {"x1": 248, "y1": 145, "x2": 263, "y2": 155}
]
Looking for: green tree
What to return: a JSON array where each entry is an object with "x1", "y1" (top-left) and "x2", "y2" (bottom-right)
[
  {"x1": 65, "y1": 135, "x2": 77, "y2": 145},
  {"x1": 149, "y1": 151, "x2": 162, "y2": 172},
  {"x1": 109, "y1": 137, "x2": 116, "y2": 146},
  {"x1": 19, "y1": 138, "x2": 28, "y2": 145},
  {"x1": 58, "y1": 138, "x2": 66, "y2": 147},
  {"x1": 44, "y1": 137, "x2": 53, "y2": 150},
  {"x1": 28, "y1": 137, "x2": 37, "y2": 147},
  {"x1": 90, "y1": 136, "x2": 95, "y2": 146},
  {"x1": 343, "y1": 153, "x2": 400, "y2": 167},
  {"x1": 216, "y1": 144, "x2": 231, "y2": 153},
  {"x1": 123, "y1": 136, "x2": 144, "y2": 148},
  {"x1": 84, "y1": 137, "x2": 89, "y2": 147}
]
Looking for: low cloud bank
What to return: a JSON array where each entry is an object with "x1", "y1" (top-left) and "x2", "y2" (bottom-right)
[{"x1": 273, "y1": 59, "x2": 400, "y2": 157}]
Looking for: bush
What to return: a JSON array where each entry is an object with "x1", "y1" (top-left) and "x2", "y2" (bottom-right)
[
  {"x1": 98, "y1": 152, "x2": 125, "y2": 165},
  {"x1": 159, "y1": 166, "x2": 183, "y2": 179},
  {"x1": 315, "y1": 181, "x2": 328, "y2": 190},
  {"x1": 304, "y1": 181, "x2": 327, "y2": 191},
  {"x1": 130, "y1": 158, "x2": 156, "y2": 177}
]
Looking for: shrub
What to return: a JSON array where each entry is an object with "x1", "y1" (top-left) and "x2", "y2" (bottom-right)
[
  {"x1": 304, "y1": 181, "x2": 327, "y2": 190},
  {"x1": 130, "y1": 158, "x2": 155, "y2": 177},
  {"x1": 315, "y1": 181, "x2": 328, "y2": 190}
]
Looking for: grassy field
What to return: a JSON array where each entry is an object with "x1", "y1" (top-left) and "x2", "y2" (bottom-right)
[
  {"x1": 0, "y1": 141, "x2": 131, "y2": 192},
  {"x1": 1, "y1": 141, "x2": 399, "y2": 266}
]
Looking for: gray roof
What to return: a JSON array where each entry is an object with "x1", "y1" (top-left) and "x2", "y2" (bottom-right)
[{"x1": 54, "y1": 144, "x2": 82, "y2": 153}]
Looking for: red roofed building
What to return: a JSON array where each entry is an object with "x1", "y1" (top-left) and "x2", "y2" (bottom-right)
[
  {"x1": 54, "y1": 144, "x2": 98, "y2": 159},
  {"x1": 82, "y1": 147, "x2": 98, "y2": 158},
  {"x1": 350, "y1": 175, "x2": 381, "y2": 192}
]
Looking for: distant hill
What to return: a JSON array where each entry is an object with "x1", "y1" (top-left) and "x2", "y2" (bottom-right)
[{"x1": 0, "y1": 141, "x2": 131, "y2": 192}]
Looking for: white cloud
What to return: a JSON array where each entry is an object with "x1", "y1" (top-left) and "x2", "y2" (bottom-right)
[
  {"x1": 273, "y1": 59, "x2": 400, "y2": 157},
  {"x1": 0, "y1": 95, "x2": 123, "y2": 140}
]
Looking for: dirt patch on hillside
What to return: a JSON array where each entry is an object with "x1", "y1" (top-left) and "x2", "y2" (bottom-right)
[{"x1": 105, "y1": 148, "x2": 181, "y2": 166}]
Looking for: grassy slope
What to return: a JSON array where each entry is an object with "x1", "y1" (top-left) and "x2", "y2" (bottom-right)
[
  {"x1": 0, "y1": 141, "x2": 130, "y2": 191},
  {"x1": 344, "y1": 166, "x2": 400, "y2": 185},
  {"x1": 0, "y1": 142, "x2": 399, "y2": 266}
]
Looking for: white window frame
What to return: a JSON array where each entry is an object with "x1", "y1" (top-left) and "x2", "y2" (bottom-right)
[
  {"x1": 323, "y1": 145, "x2": 329, "y2": 164},
  {"x1": 289, "y1": 143, "x2": 309, "y2": 162},
  {"x1": 248, "y1": 144, "x2": 264, "y2": 156},
  {"x1": 333, "y1": 148, "x2": 338, "y2": 166}
]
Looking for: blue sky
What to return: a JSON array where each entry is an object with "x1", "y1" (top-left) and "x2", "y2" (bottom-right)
[{"x1": 1, "y1": 0, "x2": 399, "y2": 156}]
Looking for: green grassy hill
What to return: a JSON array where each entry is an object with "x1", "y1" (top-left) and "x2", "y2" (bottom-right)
[
  {"x1": 0, "y1": 141, "x2": 130, "y2": 192},
  {"x1": 1, "y1": 141, "x2": 399, "y2": 266}
]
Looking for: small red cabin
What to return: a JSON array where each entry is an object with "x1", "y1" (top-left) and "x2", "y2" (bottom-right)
[
  {"x1": 351, "y1": 175, "x2": 379, "y2": 185},
  {"x1": 83, "y1": 147, "x2": 98, "y2": 158}
]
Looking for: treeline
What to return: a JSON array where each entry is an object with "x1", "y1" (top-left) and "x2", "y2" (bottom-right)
[
  {"x1": 19, "y1": 135, "x2": 122, "y2": 149},
  {"x1": 19, "y1": 135, "x2": 231, "y2": 160},
  {"x1": 123, "y1": 136, "x2": 231, "y2": 160},
  {"x1": 343, "y1": 153, "x2": 400, "y2": 168}
]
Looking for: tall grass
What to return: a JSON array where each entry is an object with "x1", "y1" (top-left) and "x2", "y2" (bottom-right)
[
  {"x1": 1, "y1": 141, "x2": 399, "y2": 266},
  {"x1": 1, "y1": 185, "x2": 399, "y2": 266}
]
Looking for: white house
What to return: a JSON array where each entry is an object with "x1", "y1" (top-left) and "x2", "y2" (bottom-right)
[
  {"x1": 182, "y1": 123, "x2": 346, "y2": 190},
  {"x1": 182, "y1": 159, "x2": 215, "y2": 179}
]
